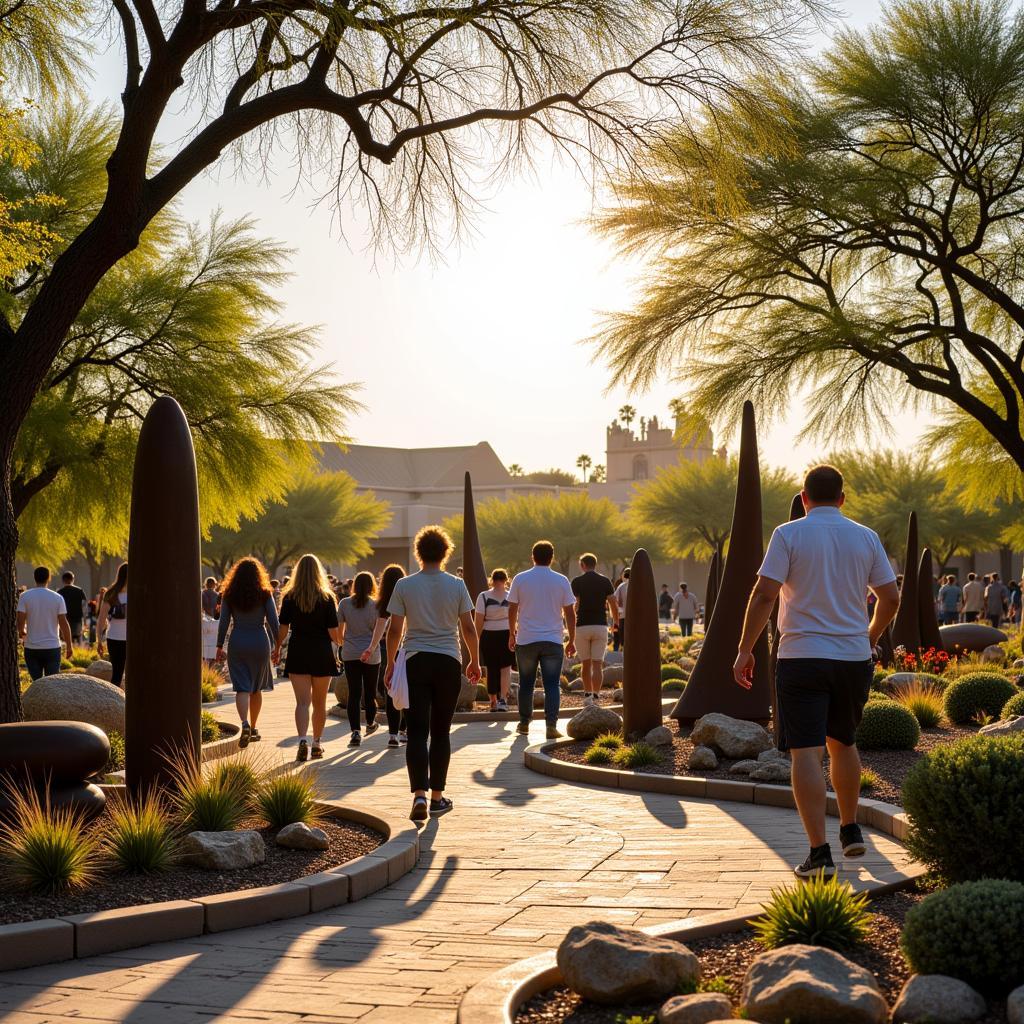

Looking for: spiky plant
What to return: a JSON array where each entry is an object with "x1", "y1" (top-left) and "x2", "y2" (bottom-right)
[
  {"x1": 103, "y1": 790, "x2": 177, "y2": 873},
  {"x1": 751, "y1": 874, "x2": 872, "y2": 952},
  {"x1": 255, "y1": 771, "x2": 321, "y2": 829}
]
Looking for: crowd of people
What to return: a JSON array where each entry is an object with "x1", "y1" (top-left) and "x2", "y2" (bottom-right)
[{"x1": 934, "y1": 571, "x2": 1022, "y2": 628}]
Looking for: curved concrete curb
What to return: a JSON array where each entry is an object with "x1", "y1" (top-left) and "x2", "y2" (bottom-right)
[
  {"x1": 450, "y1": 698, "x2": 676, "y2": 724},
  {"x1": 0, "y1": 801, "x2": 417, "y2": 973}
]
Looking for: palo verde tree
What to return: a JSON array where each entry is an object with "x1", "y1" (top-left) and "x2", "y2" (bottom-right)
[
  {"x1": 0, "y1": 0, "x2": 821, "y2": 721},
  {"x1": 596, "y1": 0, "x2": 1024, "y2": 478}
]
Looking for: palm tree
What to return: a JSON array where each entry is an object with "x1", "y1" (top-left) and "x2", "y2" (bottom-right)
[
  {"x1": 508, "y1": 463, "x2": 523, "y2": 477},
  {"x1": 576, "y1": 454, "x2": 593, "y2": 482},
  {"x1": 618, "y1": 405, "x2": 637, "y2": 432},
  {"x1": 593, "y1": 464, "x2": 606, "y2": 483}
]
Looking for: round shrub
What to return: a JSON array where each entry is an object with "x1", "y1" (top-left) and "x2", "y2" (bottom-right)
[
  {"x1": 661, "y1": 665, "x2": 685, "y2": 681},
  {"x1": 200, "y1": 710, "x2": 219, "y2": 743},
  {"x1": 871, "y1": 669, "x2": 890, "y2": 690},
  {"x1": 944, "y1": 672, "x2": 1016, "y2": 725},
  {"x1": 901, "y1": 880, "x2": 1024, "y2": 993},
  {"x1": 855, "y1": 700, "x2": 920, "y2": 750},
  {"x1": 105, "y1": 729, "x2": 125, "y2": 774},
  {"x1": 569, "y1": 663, "x2": 583, "y2": 679},
  {"x1": 903, "y1": 734, "x2": 1024, "y2": 882},
  {"x1": 1002, "y1": 689, "x2": 1024, "y2": 719},
  {"x1": 662, "y1": 679, "x2": 685, "y2": 694},
  {"x1": 865, "y1": 689, "x2": 891, "y2": 704}
]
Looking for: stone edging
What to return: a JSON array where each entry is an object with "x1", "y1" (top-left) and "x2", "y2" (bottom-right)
[
  {"x1": 451, "y1": 699, "x2": 675, "y2": 724},
  {"x1": 0, "y1": 800, "x2": 418, "y2": 973}
]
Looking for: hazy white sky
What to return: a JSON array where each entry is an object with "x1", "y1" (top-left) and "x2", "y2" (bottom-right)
[{"x1": 88, "y1": 0, "x2": 925, "y2": 477}]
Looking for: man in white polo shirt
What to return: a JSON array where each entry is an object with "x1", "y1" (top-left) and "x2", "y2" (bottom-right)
[
  {"x1": 17, "y1": 565, "x2": 74, "y2": 680},
  {"x1": 509, "y1": 540, "x2": 576, "y2": 739},
  {"x1": 733, "y1": 465, "x2": 900, "y2": 879}
]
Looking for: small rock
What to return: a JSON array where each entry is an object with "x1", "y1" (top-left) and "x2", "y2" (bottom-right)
[
  {"x1": 679, "y1": 657, "x2": 696, "y2": 672},
  {"x1": 892, "y1": 974, "x2": 986, "y2": 1023},
  {"x1": 691, "y1": 713, "x2": 772, "y2": 759},
  {"x1": 556, "y1": 920, "x2": 699, "y2": 1003},
  {"x1": 328, "y1": 703, "x2": 345, "y2": 719},
  {"x1": 567, "y1": 704, "x2": 624, "y2": 740},
  {"x1": 645, "y1": 725, "x2": 674, "y2": 747},
  {"x1": 178, "y1": 830, "x2": 265, "y2": 870},
  {"x1": 1007, "y1": 984, "x2": 1024, "y2": 1024},
  {"x1": 508, "y1": 683, "x2": 519, "y2": 702},
  {"x1": 659, "y1": 992, "x2": 733, "y2": 1024},
  {"x1": 981, "y1": 644, "x2": 1006, "y2": 663},
  {"x1": 741, "y1": 944, "x2": 887, "y2": 1024},
  {"x1": 980, "y1": 715, "x2": 1024, "y2": 736},
  {"x1": 275, "y1": 822, "x2": 329, "y2": 851},
  {"x1": 605, "y1": 651, "x2": 624, "y2": 665},
  {"x1": 689, "y1": 745, "x2": 718, "y2": 770},
  {"x1": 750, "y1": 760, "x2": 792, "y2": 783},
  {"x1": 456, "y1": 675, "x2": 477, "y2": 711},
  {"x1": 86, "y1": 659, "x2": 113, "y2": 682},
  {"x1": 603, "y1": 664, "x2": 625, "y2": 686},
  {"x1": 331, "y1": 674, "x2": 348, "y2": 704},
  {"x1": 757, "y1": 748, "x2": 789, "y2": 762},
  {"x1": 729, "y1": 759, "x2": 760, "y2": 775},
  {"x1": 568, "y1": 679, "x2": 585, "y2": 692},
  {"x1": 612, "y1": 688, "x2": 624, "y2": 702}
]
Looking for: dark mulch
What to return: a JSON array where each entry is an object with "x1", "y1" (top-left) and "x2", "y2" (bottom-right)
[
  {"x1": 0, "y1": 814, "x2": 383, "y2": 925},
  {"x1": 516, "y1": 887, "x2": 1009, "y2": 1023}
]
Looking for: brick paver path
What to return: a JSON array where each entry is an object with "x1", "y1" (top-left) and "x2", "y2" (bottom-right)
[{"x1": 0, "y1": 689, "x2": 914, "y2": 1023}]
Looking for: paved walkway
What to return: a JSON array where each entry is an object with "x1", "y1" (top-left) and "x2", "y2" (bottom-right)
[{"x1": 0, "y1": 689, "x2": 914, "y2": 1023}]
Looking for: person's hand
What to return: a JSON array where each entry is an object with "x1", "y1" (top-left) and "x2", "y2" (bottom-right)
[
  {"x1": 96, "y1": 642, "x2": 105, "y2": 657},
  {"x1": 466, "y1": 659, "x2": 482, "y2": 684},
  {"x1": 271, "y1": 647, "x2": 280, "y2": 666},
  {"x1": 384, "y1": 662, "x2": 394, "y2": 688},
  {"x1": 733, "y1": 650, "x2": 754, "y2": 689},
  {"x1": 216, "y1": 647, "x2": 226, "y2": 664},
  {"x1": 565, "y1": 642, "x2": 576, "y2": 659},
  {"x1": 65, "y1": 643, "x2": 73, "y2": 661},
  {"x1": 508, "y1": 632, "x2": 516, "y2": 653}
]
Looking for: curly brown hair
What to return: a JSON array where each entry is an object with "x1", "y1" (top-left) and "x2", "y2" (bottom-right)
[{"x1": 221, "y1": 557, "x2": 272, "y2": 613}]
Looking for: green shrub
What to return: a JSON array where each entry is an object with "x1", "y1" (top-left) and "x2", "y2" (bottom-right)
[
  {"x1": 103, "y1": 791, "x2": 177, "y2": 873},
  {"x1": 855, "y1": 700, "x2": 920, "y2": 750},
  {"x1": 914, "y1": 671, "x2": 947, "y2": 690},
  {"x1": 900, "y1": 880, "x2": 1024, "y2": 994},
  {"x1": 1002, "y1": 689, "x2": 1024, "y2": 719},
  {"x1": 871, "y1": 669, "x2": 889, "y2": 690},
  {"x1": 169, "y1": 753, "x2": 248, "y2": 832},
  {"x1": 613, "y1": 741, "x2": 662, "y2": 769},
  {"x1": 591, "y1": 732, "x2": 625, "y2": 750},
  {"x1": 210, "y1": 753, "x2": 266, "y2": 798},
  {"x1": 69, "y1": 649, "x2": 96, "y2": 669},
  {"x1": 200, "y1": 710, "x2": 219, "y2": 743},
  {"x1": 892, "y1": 681, "x2": 944, "y2": 729},
  {"x1": 105, "y1": 730, "x2": 126, "y2": 774},
  {"x1": 944, "y1": 672, "x2": 1016, "y2": 725},
  {"x1": 661, "y1": 665, "x2": 685, "y2": 681},
  {"x1": 569, "y1": 663, "x2": 583, "y2": 679},
  {"x1": 865, "y1": 689, "x2": 891, "y2": 704},
  {"x1": 475, "y1": 682, "x2": 489, "y2": 701},
  {"x1": 680, "y1": 635, "x2": 700, "y2": 654},
  {"x1": 200, "y1": 665, "x2": 222, "y2": 703},
  {"x1": 255, "y1": 772, "x2": 321, "y2": 829},
  {"x1": 583, "y1": 744, "x2": 614, "y2": 764},
  {"x1": 751, "y1": 874, "x2": 871, "y2": 953},
  {"x1": 903, "y1": 734, "x2": 1024, "y2": 882},
  {"x1": 859, "y1": 768, "x2": 880, "y2": 792},
  {"x1": 0, "y1": 786, "x2": 99, "y2": 893},
  {"x1": 662, "y1": 679, "x2": 685, "y2": 694}
]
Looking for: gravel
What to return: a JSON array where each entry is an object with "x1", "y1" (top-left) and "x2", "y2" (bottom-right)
[{"x1": 0, "y1": 814, "x2": 383, "y2": 925}]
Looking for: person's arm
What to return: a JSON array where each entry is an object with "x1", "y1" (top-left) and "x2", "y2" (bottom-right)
[
  {"x1": 733, "y1": 576, "x2": 781, "y2": 688},
  {"x1": 264, "y1": 598, "x2": 280, "y2": 661},
  {"x1": 606, "y1": 595, "x2": 619, "y2": 626},
  {"x1": 563, "y1": 603, "x2": 576, "y2": 657},
  {"x1": 459, "y1": 609, "x2": 481, "y2": 682},
  {"x1": 868, "y1": 580, "x2": 900, "y2": 646},
  {"x1": 215, "y1": 602, "x2": 231, "y2": 661},
  {"x1": 96, "y1": 601, "x2": 109, "y2": 655},
  {"x1": 16, "y1": 610, "x2": 27, "y2": 641},
  {"x1": 384, "y1": 613, "x2": 405, "y2": 685},
  {"x1": 362, "y1": 616, "x2": 388, "y2": 661},
  {"x1": 58, "y1": 613, "x2": 73, "y2": 659},
  {"x1": 507, "y1": 601, "x2": 519, "y2": 651}
]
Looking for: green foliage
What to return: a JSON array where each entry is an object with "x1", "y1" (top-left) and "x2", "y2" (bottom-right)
[
  {"x1": 103, "y1": 791, "x2": 177, "y2": 873},
  {"x1": 903, "y1": 735, "x2": 1024, "y2": 882},
  {"x1": 583, "y1": 744, "x2": 615, "y2": 764},
  {"x1": 892, "y1": 681, "x2": 944, "y2": 729},
  {"x1": 169, "y1": 753, "x2": 248, "y2": 832},
  {"x1": 209, "y1": 753, "x2": 266, "y2": 797},
  {"x1": 105, "y1": 729, "x2": 125, "y2": 773},
  {"x1": 943, "y1": 672, "x2": 1016, "y2": 725},
  {"x1": 901, "y1": 880, "x2": 1024, "y2": 994},
  {"x1": 0, "y1": 785, "x2": 98, "y2": 893},
  {"x1": 679, "y1": 635, "x2": 700, "y2": 654},
  {"x1": 859, "y1": 768, "x2": 880, "y2": 792},
  {"x1": 613, "y1": 741, "x2": 662, "y2": 769},
  {"x1": 661, "y1": 665, "x2": 685, "y2": 680},
  {"x1": 855, "y1": 700, "x2": 920, "y2": 750},
  {"x1": 871, "y1": 669, "x2": 890, "y2": 689},
  {"x1": 592, "y1": 732, "x2": 625, "y2": 750},
  {"x1": 698, "y1": 976, "x2": 732, "y2": 995},
  {"x1": 662, "y1": 679, "x2": 686, "y2": 694},
  {"x1": 200, "y1": 711, "x2": 219, "y2": 744},
  {"x1": 751, "y1": 874, "x2": 871, "y2": 953},
  {"x1": 865, "y1": 689, "x2": 890, "y2": 704},
  {"x1": 68, "y1": 648, "x2": 96, "y2": 669},
  {"x1": 255, "y1": 771, "x2": 321, "y2": 829},
  {"x1": 201, "y1": 665, "x2": 222, "y2": 703},
  {"x1": 1001, "y1": 689, "x2": 1024, "y2": 719},
  {"x1": 569, "y1": 663, "x2": 583, "y2": 679}
]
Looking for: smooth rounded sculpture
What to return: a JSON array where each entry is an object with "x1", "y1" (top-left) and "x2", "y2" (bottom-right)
[
  {"x1": 22, "y1": 673, "x2": 125, "y2": 736},
  {"x1": 917, "y1": 547, "x2": 943, "y2": 652},
  {"x1": 622, "y1": 547, "x2": 663, "y2": 738},
  {"x1": 891, "y1": 511, "x2": 921, "y2": 655},
  {"x1": 940, "y1": 622, "x2": 1008, "y2": 653}
]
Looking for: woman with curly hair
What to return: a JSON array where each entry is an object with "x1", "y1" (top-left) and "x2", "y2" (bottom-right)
[{"x1": 216, "y1": 556, "x2": 280, "y2": 747}]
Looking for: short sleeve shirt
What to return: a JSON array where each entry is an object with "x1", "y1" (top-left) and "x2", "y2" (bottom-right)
[
  {"x1": 57, "y1": 585, "x2": 87, "y2": 623},
  {"x1": 938, "y1": 584, "x2": 962, "y2": 612},
  {"x1": 337, "y1": 597, "x2": 381, "y2": 663},
  {"x1": 388, "y1": 570, "x2": 473, "y2": 662},
  {"x1": 508, "y1": 566, "x2": 576, "y2": 646},
  {"x1": 759, "y1": 506, "x2": 895, "y2": 660},
  {"x1": 475, "y1": 588, "x2": 510, "y2": 631},
  {"x1": 279, "y1": 594, "x2": 339, "y2": 639},
  {"x1": 570, "y1": 571, "x2": 614, "y2": 627},
  {"x1": 615, "y1": 581, "x2": 629, "y2": 615},
  {"x1": 17, "y1": 587, "x2": 66, "y2": 649}
]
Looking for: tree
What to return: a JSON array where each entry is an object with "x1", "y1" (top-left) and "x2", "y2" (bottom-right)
[
  {"x1": 202, "y1": 471, "x2": 390, "y2": 578},
  {"x1": 507, "y1": 464, "x2": 524, "y2": 478},
  {"x1": 618, "y1": 405, "x2": 637, "y2": 432},
  {"x1": 576, "y1": 454, "x2": 592, "y2": 482},
  {"x1": 592, "y1": 464, "x2": 607, "y2": 483},
  {"x1": 0, "y1": 0, "x2": 821, "y2": 721},
  {"x1": 629, "y1": 456, "x2": 798, "y2": 558},
  {"x1": 523, "y1": 468, "x2": 577, "y2": 488},
  {"x1": 595, "y1": 0, "x2": 1024, "y2": 479}
]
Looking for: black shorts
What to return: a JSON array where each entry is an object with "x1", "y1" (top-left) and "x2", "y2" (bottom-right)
[{"x1": 775, "y1": 658, "x2": 873, "y2": 751}]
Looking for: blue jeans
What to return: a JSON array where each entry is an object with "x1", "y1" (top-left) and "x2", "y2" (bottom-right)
[
  {"x1": 24, "y1": 647, "x2": 62, "y2": 681},
  {"x1": 516, "y1": 641, "x2": 563, "y2": 726}
]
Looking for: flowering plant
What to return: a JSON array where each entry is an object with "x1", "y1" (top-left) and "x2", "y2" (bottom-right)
[{"x1": 892, "y1": 646, "x2": 951, "y2": 674}]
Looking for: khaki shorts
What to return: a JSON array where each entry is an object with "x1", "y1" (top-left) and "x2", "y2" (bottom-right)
[{"x1": 576, "y1": 625, "x2": 609, "y2": 662}]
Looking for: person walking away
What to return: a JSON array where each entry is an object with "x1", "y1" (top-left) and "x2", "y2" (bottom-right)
[
  {"x1": 362, "y1": 564, "x2": 407, "y2": 746},
  {"x1": 658, "y1": 584, "x2": 673, "y2": 622},
  {"x1": 732, "y1": 465, "x2": 900, "y2": 879},
  {"x1": 937, "y1": 575, "x2": 962, "y2": 626},
  {"x1": 475, "y1": 569, "x2": 515, "y2": 711},
  {"x1": 962, "y1": 572, "x2": 983, "y2": 622},
  {"x1": 57, "y1": 571, "x2": 87, "y2": 646},
  {"x1": 338, "y1": 571, "x2": 382, "y2": 747},
  {"x1": 614, "y1": 567, "x2": 630, "y2": 649},
  {"x1": 216, "y1": 557, "x2": 279, "y2": 748},
  {"x1": 17, "y1": 566, "x2": 73, "y2": 680},
  {"x1": 509, "y1": 540, "x2": 577, "y2": 738},
  {"x1": 276, "y1": 554, "x2": 339, "y2": 760},
  {"x1": 672, "y1": 583, "x2": 700, "y2": 637},
  {"x1": 1010, "y1": 580, "x2": 1022, "y2": 625},
  {"x1": 97, "y1": 563, "x2": 129, "y2": 687},
  {"x1": 570, "y1": 554, "x2": 617, "y2": 706},
  {"x1": 384, "y1": 526, "x2": 480, "y2": 820},
  {"x1": 201, "y1": 577, "x2": 220, "y2": 619},
  {"x1": 984, "y1": 572, "x2": 1009, "y2": 629},
  {"x1": 270, "y1": 579, "x2": 282, "y2": 609}
]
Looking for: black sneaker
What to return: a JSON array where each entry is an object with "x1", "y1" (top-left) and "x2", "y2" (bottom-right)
[
  {"x1": 239, "y1": 724, "x2": 251, "y2": 749},
  {"x1": 364, "y1": 721, "x2": 380, "y2": 736},
  {"x1": 349, "y1": 731, "x2": 361, "y2": 747},
  {"x1": 410, "y1": 797, "x2": 428, "y2": 822},
  {"x1": 840, "y1": 823, "x2": 867, "y2": 857},
  {"x1": 794, "y1": 843, "x2": 836, "y2": 879},
  {"x1": 388, "y1": 734, "x2": 400, "y2": 747},
  {"x1": 249, "y1": 729, "x2": 261, "y2": 743},
  {"x1": 296, "y1": 739, "x2": 308, "y2": 762},
  {"x1": 429, "y1": 796, "x2": 453, "y2": 816},
  {"x1": 311, "y1": 742, "x2": 324, "y2": 760}
]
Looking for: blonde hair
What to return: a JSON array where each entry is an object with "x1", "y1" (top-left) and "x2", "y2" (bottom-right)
[{"x1": 281, "y1": 553, "x2": 336, "y2": 614}]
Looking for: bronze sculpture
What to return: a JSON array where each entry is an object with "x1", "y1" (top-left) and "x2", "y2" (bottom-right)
[
  {"x1": 767, "y1": 493, "x2": 804, "y2": 743},
  {"x1": 704, "y1": 546, "x2": 722, "y2": 627},
  {"x1": 917, "y1": 548, "x2": 943, "y2": 653},
  {"x1": 891, "y1": 512, "x2": 921, "y2": 656},
  {"x1": 622, "y1": 547, "x2": 663, "y2": 738},
  {"x1": 462, "y1": 472, "x2": 488, "y2": 607}
]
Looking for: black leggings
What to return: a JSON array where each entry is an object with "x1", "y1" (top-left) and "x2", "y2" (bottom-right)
[
  {"x1": 107, "y1": 638, "x2": 127, "y2": 687},
  {"x1": 343, "y1": 659, "x2": 378, "y2": 732},
  {"x1": 377, "y1": 642, "x2": 405, "y2": 735},
  {"x1": 405, "y1": 652, "x2": 461, "y2": 793}
]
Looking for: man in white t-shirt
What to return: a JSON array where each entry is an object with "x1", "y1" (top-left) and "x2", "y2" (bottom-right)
[
  {"x1": 508, "y1": 541, "x2": 576, "y2": 739},
  {"x1": 672, "y1": 583, "x2": 700, "y2": 637},
  {"x1": 614, "y1": 567, "x2": 630, "y2": 649},
  {"x1": 732, "y1": 465, "x2": 900, "y2": 880},
  {"x1": 17, "y1": 565, "x2": 73, "y2": 681},
  {"x1": 961, "y1": 572, "x2": 983, "y2": 622}
]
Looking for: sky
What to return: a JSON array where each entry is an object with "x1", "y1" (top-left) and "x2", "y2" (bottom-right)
[{"x1": 85, "y1": 0, "x2": 923, "y2": 478}]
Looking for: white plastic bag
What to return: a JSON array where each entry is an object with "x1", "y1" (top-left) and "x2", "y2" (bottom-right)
[{"x1": 390, "y1": 649, "x2": 410, "y2": 710}]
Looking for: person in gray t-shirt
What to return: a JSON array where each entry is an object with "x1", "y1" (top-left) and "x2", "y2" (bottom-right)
[{"x1": 338, "y1": 572, "x2": 384, "y2": 745}]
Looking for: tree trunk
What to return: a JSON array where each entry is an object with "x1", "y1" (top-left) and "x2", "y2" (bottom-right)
[
  {"x1": 1000, "y1": 545, "x2": 1013, "y2": 583},
  {"x1": 0, "y1": 468, "x2": 24, "y2": 723}
]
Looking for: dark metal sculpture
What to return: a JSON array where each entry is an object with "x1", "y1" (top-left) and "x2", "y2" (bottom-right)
[
  {"x1": 126, "y1": 397, "x2": 202, "y2": 794},
  {"x1": 622, "y1": 548, "x2": 663, "y2": 738},
  {"x1": 704, "y1": 546, "x2": 722, "y2": 627},
  {"x1": 891, "y1": 511, "x2": 921, "y2": 656},
  {"x1": 940, "y1": 622, "x2": 1007, "y2": 653},
  {"x1": 917, "y1": 547, "x2": 943, "y2": 653},
  {"x1": 673, "y1": 401, "x2": 771, "y2": 724},
  {"x1": 462, "y1": 472, "x2": 488, "y2": 606},
  {"x1": 767, "y1": 493, "x2": 805, "y2": 743}
]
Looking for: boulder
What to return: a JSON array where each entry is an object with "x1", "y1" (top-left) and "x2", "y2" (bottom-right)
[
  {"x1": 892, "y1": 975, "x2": 985, "y2": 1023},
  {"x1": 22, "y1": 673, "x2": 125, "y2": 737},
  {"x1": 741, "y1": 944, "x2": 887, "y2": 1024},
  {"x1": 605, "y1": 651, "x2": 624, "y2": 666},
  {"x1": 886, "y1": 672, "x2": 931, "y2": 688},
  {"x1": 1008, "y1": 984, "x2": 1024, "y2": 1024},
  {"x1": 757, "y1": 748, "x2": 789, "y2": 763},
  {"x1": 939, "y1": 622, "x2": 1007, "y2": 653},
  {"x1": 331, "y1": 674, "x2": 348, "y2": 705},
  {"x1": 981, "y1": 644, "x2": 1006, "y2": 664},
  {"x1": 603, "y1": 664, "x2": 625, "y2": 687},
  {"x1": 729, "y1": 759, "x2": 760, "y2": 775},
  {"x1": 679, "y1": 657, "x2": 696, "y2": 673},
  {"x1": 567, "y1": 704, "x2": 623, "y2": 740},
  {"x1": 556, "y1": 920, "x2": 699, "y2": 1003},
  {"x1": 568, "y1": 679, "x2": 585, "y2": 692},
  {"x1": 750, "y1": 760, "x2": 792, "y2": 783},
  {"x1": 645, "y1": 725, "x2": 674, "y2": 747},
  {"x1": 659, "y1": 993, "x2": 733, "y2": 1024},
  {"x1": 86, "y1": 659, "x2": 113, "y2": 682},
  {"x1": 613, "y1": 688, "x2": 624, "y2": 702},
  {"x1": 563, "y1": 657, "x2": 579, "y2": 673},
  {"x1": 328, "y1": 703, "x2": 345, "y2": 719},
  {"x1": 508, "y1": 683, "x2": 519, "y2": 702},
  {"x1": 980, "y1": 715, "x2": 1024, "y2": 737},
  {"x1": 689, "y1": 745, "x2": 718, "y2": 770},
  {"x1": 691, "y1": 713, "x2": 772, "y2": 760},
  {"x1": 178, "y1": 830, "x2": 265, "y2": 870},
  {"x1": 275, "y1": 822, "x2": 329, "y2": 851},
  {"x1": 456, "y1": 675, "x2": 477, "y2": 711}
]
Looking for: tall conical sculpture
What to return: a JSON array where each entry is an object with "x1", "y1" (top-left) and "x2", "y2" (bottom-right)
[
  {"x1": 673, "y1": 401, "x2": 771, "y2": 724},
  {"x1": 622, "y1": 548, "x2": 663, "y2": 738},
  {"x1": 462, "y1": 472, "x2": 488, "y2": 605},
  {"x1": 917, "y1": 547, "x2": 943, "y2": 653},
  {"x1": 891, "y1": 512, "x2": 921, "y2": 656},
  {"x1": 126, "y1": 397, "x2": 201, "y2": 794},
  {"x1": 704, "y1": 546, "x2": 722, "y2": 626},
  {"x1": 767, "y1": 493, "x2": 805, "y2": 743}
]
